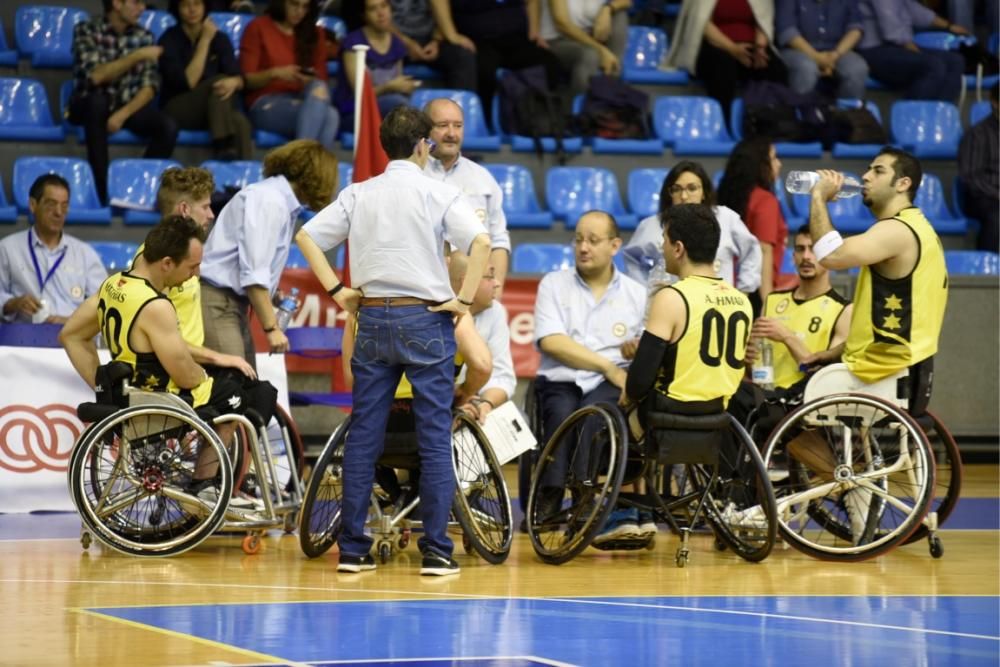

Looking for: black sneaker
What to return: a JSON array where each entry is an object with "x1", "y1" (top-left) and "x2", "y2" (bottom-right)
[
  {"x1": 420, "y1": 552, "x2": 460, "y2": 576},
  {"x1": 337, "y1": 553, "x2": 376, "y2": 573}
]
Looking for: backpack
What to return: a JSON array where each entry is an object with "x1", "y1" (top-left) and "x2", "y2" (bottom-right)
[
  {"x1": 741, "y1": 81, "x2": 842, "y2": 146},
  {"x1": 497, "y1": 66, "x2": 572, "y2": 161},
  {"x1": 576, "y1": 75, "x2": 651, "y2": 140},
  {"x1": 829, "y1": 107, "x2": 887, "y2": 145}
]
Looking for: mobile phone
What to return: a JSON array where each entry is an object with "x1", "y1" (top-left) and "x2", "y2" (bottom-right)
[{"x1": 301, "y1": 66, "x2": 316, "y2": 76}]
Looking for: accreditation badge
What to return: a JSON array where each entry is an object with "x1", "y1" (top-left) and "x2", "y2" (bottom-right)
[
  {"x1": 71, "y1": 285, "x2": 83, "y2": 299},
  {"x1": 612, "y1": 322, "x2": 627, "y2": 338},
  {"x1": 475, "y1": 208, "x2": 486, "y2": 222}
]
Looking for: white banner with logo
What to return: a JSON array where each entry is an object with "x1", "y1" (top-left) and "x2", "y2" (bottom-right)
[{"x1": 0, "y1": 347, "x2": 288, "y2": 513}]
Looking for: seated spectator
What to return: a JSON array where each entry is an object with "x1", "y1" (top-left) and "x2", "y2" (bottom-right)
[
  {"x1": 664, "y1": 0, "x2": 788, "y2": 122},
  {"x1": 159, "y1": 0, "x2": 253, "y2": 160},
  {"x1": 623, "y1": 160, "x2": 762, "y2": 296},
  {"x1": 946, "y1": 0, "x2": 998, "y2": 36},
  {"x1": 0, "y1": 175, "x2": 106, "y2": 324},
  {"x1": 388, "y1": 0, "x2": 476, "y2": 91},
  {"x1": 431, "y1": 0, "x2": 566, "y2": 123},
  {"x1": 69, "y1": 0, "x2": 179, "y2": 205},
  {"x1": 775, "y1": 0, "x2": 867, "y2": 99},
  {"x1": 241, "y1": 0, "x2": 340, "y2": 150},
  {"x1": 539, "y1": 0, "x2": 630, "y2": 95},
  {"x1": 336, "y1": 0, "x2": 414, "y2": 121},
  {"x1": 717, "y1": 137, "x2": 787, "y2": 310},
  {"x1": 958, "y1": 84, "x2": 999, "y2": 251},
  {"x1": 856, "y1": 0, "x2": 968, "y2": 102}
]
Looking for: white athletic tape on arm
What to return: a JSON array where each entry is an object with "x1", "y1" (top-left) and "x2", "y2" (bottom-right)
[{"x1": 813, "y1": 231, "x2": 844, "y2": 262}]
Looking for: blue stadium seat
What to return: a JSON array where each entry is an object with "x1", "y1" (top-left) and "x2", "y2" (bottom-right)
[
  {"x1": 484, "y1": 163, "x2": 554, "y2": 229},
  {"x1": 626, "y1": 167, "x2": 668, "y2": 218},
  {"x1": 912, "y1": 31, "x2": 999, "y2": 90},
  {"x1": 15, "y1": 6, "x2": 89, "y2": 68},
  {"x1": 140, "y1": 9, "x2": 176, "y2": 42},
  {"x1": 830, "y1": 98, "x2": 886, "y2": 159},
  {"x1": 13, "y1": 156, "x2": 110, "y2": 224},
  {"x1": 780, "y1": 245, "x2": 795, "y2": 274},
  {"x1": 108, "y1": 158, "x2": 183, "y2": 225},
  {"x1": 59, "y1": 79, "x2": 197, "y2": 145},
  {"x1": 622, "y1": 26, "x2": 688, "y2": 85},
  {"x1": 0, "y1": 77, "x2": 65, "y2": 141},
  {"x1": 730, "y1": 98, "x2": 823, "y2": 157},
  {"x1": 914, "y1": 172, "x2": 968, "y2": 235},
  {"x1": 201, "y1": 159, "x2": 263, "y2": 192},
  {"x1": 653, "y1": 96, "x2": 735, "y2": 155},
  {"x1": 511, "y1": 243, "x2": 574, "y2": 273},
  {"x1": 890, "y1": 100, "x2": 962, "y2": 159},
  {"x1": 990, "y1": 32, "x2": 999, "y2": 56},
  {"x1": 969, "y1": 100, "x2": 992, "y2": 126},
  {"x1": 791, "y1": 171, "x2": 874, "y2": 233},
  {"x1": 0, "y1": 18, "x2": 19, "y2": 67},
  {"x1": 545, "y1": 166, "x2": 638, "y2": 230},
  {"x1": 944, "y1": 250, "x2": 999, "y2": 274},
  {"x1": 403, "y1": 64, "x2": 441, "y2": 80},
  {"x1": 287, "y1": 243, "x2": 345, "y2": 269},
  {"x1": 0, "y1": 179, "x2": 18, "y2": 223},
  {"x1": 90, "y1": 241, "x2": 139, "y2": 272},
  {"x1": 208, "y1": 12, "x2": 254, "y2": 55},
  {"x1": 253, "y1": 129, "x2": 287, "y2": 148},
  {"x1": 338, "y1": 162, "x2": 353, "y2": 192},
  {"x1": 410, "y1": 88, "x2": 501, "y2": 151},
  {"x1": 776, "y1": 184, "x2": 805, "y2": 231}
]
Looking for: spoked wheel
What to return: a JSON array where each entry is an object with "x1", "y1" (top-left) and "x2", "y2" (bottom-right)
[
  {"x1": 70, "y1": 405, "x2": 232, "y2": 557},
  {"x1": 298, "y1": 419, "x2": 348, "y2": 558},
  {"x1": 238, "y1": 405, "x2": 307, "y2": 510},
  {"x1": 526, "y1": 402, "x2": 628, "y2": 565},
  {"x1": 904, "y1": 410, "x2": 962, "y2": 545},
  {"x1": 763, "y1": 394, "x2": 935, "y2": 562},
  {"x1": 450, "y1": 413, "x2": 514, "y2": 564}
]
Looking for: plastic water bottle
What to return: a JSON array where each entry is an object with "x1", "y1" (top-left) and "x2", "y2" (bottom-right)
[
  {"x1": 647, "y1": 257, "x2": 676, "y2": 294},
  {"x1": 275, "y1": 288, "x2": 300, "y2": 331},
  {"x1": 785, "y1": 171, "x2": 862, "y2": 199},
  {"x1": 751, "y1": 339, "x2": 775, "y2": 391},
  {"x1": 31, "y1": 298, "x2": 50, "y2": 324}
]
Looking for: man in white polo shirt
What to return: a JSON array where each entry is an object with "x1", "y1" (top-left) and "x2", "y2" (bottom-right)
[{"x1": 295, "y1": 106, "x2": 491, "y2": 577}]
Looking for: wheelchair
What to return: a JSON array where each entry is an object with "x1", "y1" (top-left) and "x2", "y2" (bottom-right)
[
  {"x1": 298, "y1": 411, "x2": 514, "y2": 564},
  {"x1": 756, "y1": 362, "x2": 950, "y2": 562},
  {"x1": 523, "y1": 399, "x2": 778, "y2": 567},
  {"x1": 68, "y1": 362, "x2": 303, "y2": 557}
]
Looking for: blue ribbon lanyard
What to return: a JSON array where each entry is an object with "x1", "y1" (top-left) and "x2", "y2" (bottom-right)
[{"x1": 27, "y1": 228, "x2": 67, "y2": 294}]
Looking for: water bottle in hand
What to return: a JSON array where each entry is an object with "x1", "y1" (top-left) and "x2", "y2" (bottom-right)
[
  {"x1": 785, "y1": 171, "x2": 862, "y2": 199},
  {"x1": 275, "y1": 287, "x2": 300, "y2": 331},
  {"x1": 751, "y1": 338, "x2": 775, "y2": 391}
]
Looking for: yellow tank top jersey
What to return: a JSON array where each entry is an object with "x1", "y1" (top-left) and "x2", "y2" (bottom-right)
[
  {"x1": 655, "y1": 275, "x2": 752, "y2": 405},
  {"x1": 98, "y1": 272, "x2": 213, "y2": 407},
  {"x1": 843, "y1": 207, "x2": 948, "y2": 382},
  {"x1": 763, "y1": 288, "x2": 849, "y2": 389},
  {"x1": 134, "y1": 244, "x2": 204, "y2": 347}
]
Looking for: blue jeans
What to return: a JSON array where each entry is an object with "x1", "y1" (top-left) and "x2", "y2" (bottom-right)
[
  {"x1": 782, "y1": 48, "x2": 869, "y2": 100},
  {"x1": 338, "y1": 305, "x2": 457, "y2": 559},
  {"x1": 249, "y1": 79, "x2": 339, "y2": 151},
  {"x1": 858, "y1": 45, "x2": 965, "y2": 102}
]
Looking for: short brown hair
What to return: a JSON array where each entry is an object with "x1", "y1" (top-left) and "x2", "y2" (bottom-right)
[
  {"x1": 380, "y1": 106, "x2": 432, "y2": 159},
  {"x1": 157, "y1": 167, "x2": 214, "y2": 215},
  {"x1": 263, "y1": 139, "x2": 339, "y2": 211},
  {"x1": 142, "y1": 215, "x2": 207, "y2": 264}
]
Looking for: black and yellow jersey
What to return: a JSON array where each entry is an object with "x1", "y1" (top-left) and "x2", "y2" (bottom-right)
[
  {"x1": 763, "y1": 288, "x2": 849, "y2": 389},
  {"x1": 843, "y1": 207, "x2": 948, "y2": 382},
  {"x1": 654, "y1": 275, "x2": 752, "y2": 405},
  {"x1": 97, "y1": 271, "x2": 213, "y2": 407},
  {"x1": 133, "y1": 244, "x2": 204, "y2": 347}
]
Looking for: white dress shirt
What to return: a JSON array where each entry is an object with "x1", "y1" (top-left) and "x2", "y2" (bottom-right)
[
  {"x1": 474, "y1": 300, "x2": 516, "y2": 398},
  {"x1": 424, "y1": 155, "x2": 510, "y2": 253}
]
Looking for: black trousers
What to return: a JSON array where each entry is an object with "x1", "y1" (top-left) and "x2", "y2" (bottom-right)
[
  {"x1": 695, "y1": 42, "x2": 789, "y2": 124},
  {"x1": 163, "y1": 76, "x2": 253, "y2": 160},
  {"x1": 473, "y1": 35, "x2": 565, "y2": 124}
]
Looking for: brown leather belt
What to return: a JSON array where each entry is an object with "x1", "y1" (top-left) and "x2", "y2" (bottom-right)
[{"x1": 359, "y1": 296, "x2": 440, "y2": 308}]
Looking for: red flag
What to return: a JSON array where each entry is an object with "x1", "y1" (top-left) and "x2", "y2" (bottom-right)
[{"x1": 352, "y1": 71, "x2": 389, "y2": 184}]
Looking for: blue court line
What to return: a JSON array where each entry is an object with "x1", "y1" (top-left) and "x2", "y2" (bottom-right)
[{"x1": 87, "y1": 596, "x2": 1000, "y2": 667}]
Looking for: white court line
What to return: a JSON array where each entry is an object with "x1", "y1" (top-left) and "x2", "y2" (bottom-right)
[
  {"x1": 307, "y1": 656, "x2": 575, "y2": 667},
  {"x1": 545, "y1": 597, "x2": 1000, "y2": 642}
]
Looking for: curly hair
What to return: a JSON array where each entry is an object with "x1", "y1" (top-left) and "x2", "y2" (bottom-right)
[
  {"x1": 263, "y1": 139, "x2": 339, "y2": 211},
  {"x1": 717, "y1": 137, "x2": 774, "y2": 220},
  {"x1": 157, "y1": 167, "x2": 215, "y2": 215},
  {"x1": 267, "y1": 0, "x2": 321, "y2": 68},
  {"x1": 658, "y1": 160, "x2": 716, "y2": 221}
]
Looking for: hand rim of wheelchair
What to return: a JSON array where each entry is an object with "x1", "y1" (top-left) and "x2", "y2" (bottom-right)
[{"x1": 762, "y1": 392, "x2": 936, "y2": 562}]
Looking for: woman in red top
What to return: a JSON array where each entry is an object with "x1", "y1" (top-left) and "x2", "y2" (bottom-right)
[
  {"x1": 717, "y1": 136, "x2": 786, "y2": 312},
  {"x1": 240, "y1": 0, "x2": 339, "y2": 150}
]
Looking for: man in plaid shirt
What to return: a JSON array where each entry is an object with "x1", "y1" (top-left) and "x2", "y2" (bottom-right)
[{"x1": 69, "y1": 0, "x2": 179, "y2": 205}]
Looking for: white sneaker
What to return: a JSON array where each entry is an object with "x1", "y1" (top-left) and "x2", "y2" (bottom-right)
[
  {"x1": 195, "y1": 484, "x2": 261, "y2": 511},
  {"x1": 720, "y1": 502, "x2": 767, "y2": 530},
  {"x1": 843, "y1": 487, "x2": 873, "y2": 544}
]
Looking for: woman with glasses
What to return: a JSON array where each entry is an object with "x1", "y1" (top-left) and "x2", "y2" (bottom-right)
[{"x1": 622, "y1": 160, "x2": 762, "y2": 297}]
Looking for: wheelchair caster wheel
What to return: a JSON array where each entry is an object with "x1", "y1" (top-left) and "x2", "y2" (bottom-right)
[
  {"x1": 396, "y1": 528, "x2": 410, "y2": 550},
  {"x1": 929, "y1": 536, "x2": 944, "y2": 559},
  {"x1": 462, "y1": 533, "x2": 473, "y2": 556},
  {"x1": 283, "y1": 511, "x2": 298, "y2": 534},
  {"x1": 242, "y1": 534, "x2": 262, "y2": 555},
  {"x1": 80, "y1": 531, "x2": 92, "y2": 550},
  {"x1": 378, "y1": 542, "x2": 391, "y2": 564},
  {"x1": 675, "y1": 549, "x2": 689, "y2": 568}
]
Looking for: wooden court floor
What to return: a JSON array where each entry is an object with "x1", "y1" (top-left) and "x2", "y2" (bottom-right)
[{"x1": 1, "y1": 465, "x2": 997, "y2": 667}]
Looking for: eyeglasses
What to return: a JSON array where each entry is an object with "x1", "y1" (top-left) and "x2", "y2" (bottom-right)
[
  {"x1": 668, "y1": 183, "x2": 703, "y2": 196},
  {"x1": 574, "y1": 236, "x2": 614, "y2": 246}
]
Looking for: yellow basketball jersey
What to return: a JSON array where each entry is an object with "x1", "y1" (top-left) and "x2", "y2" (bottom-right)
[
  {"x1": 654, "y1": 275, "x2": 752, "y2": 405},
  {"x1": 763, "y1": 288, "x2": 849, "y2": 389},
  {"x1": 134, "y1": 244, "x2": 204, "y2": 347},
  {"x1": 97, "y1": 272, "x2": 213, "y2": 407},
  {"x1": 843, "y1": 207, "x2": 948, "y2": 382}
]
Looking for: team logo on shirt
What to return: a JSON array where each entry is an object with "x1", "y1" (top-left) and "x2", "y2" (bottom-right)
[
  {"x1": 612, "y1": 322, "x2": 627, "y2": 338},
  {"x1": 475, "y1": 208, "x2": 486, "y2": 222},
  {"x1": 71, "y1": 286, "x2": 83, "y2": 299},
  {"x1": 775, "y1": 298, "x2": 789, "y2": 314}
]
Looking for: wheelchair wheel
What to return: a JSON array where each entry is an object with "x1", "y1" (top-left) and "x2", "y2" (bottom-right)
[
  {"x1": 526, "y1": 403, "x2": 627, "y2": 565},
  {"x1": 450, "y1": 413, "x2": 513, "y2": 564},
  {"x1": 904, "y1": 410, "x2": 962, "y2": 544},
  {"x1": 763, "y1": 393, "x2": 935, "y2": 561},
  {"x1": 69, "y1": 405, "x2": 232, "y2": 557},
  {"x1": 298, "y1": 419, "x2": 348, "y2": 558},
  {"x1": 237, "y1": 404, "x2": 306, "y2": 508},
  {"x1": 699, "y1": 418, "x2": 778, "y2": 562}
]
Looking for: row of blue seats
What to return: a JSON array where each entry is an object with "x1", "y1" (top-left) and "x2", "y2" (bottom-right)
[
  {"x1": 86, "y1": 238, "x2": 344, "y2": 273},
  {"x1": 0, "y1": 155, "x2": 973, "y2": 236},
  {"x1": 0, "y1": 73, "x2": 990, "y2": 161}
]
